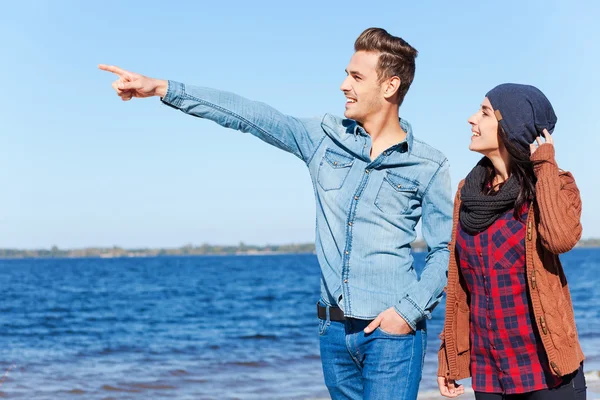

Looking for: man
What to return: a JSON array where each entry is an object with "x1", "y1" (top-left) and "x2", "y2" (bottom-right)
[{"x1": 100, "y1": 27, "x2": 452, "y2": 400}]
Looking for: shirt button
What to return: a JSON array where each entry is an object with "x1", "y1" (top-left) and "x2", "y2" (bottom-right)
[
  {"x1": 354, "y1": 196, "x2": 359, "y2": 200},
  {"x1": 479, "y1": 252, "x2": 483, "y2": 257},
  {"x1": 345, "y1": 251, "x2": 349, "y2": 255},
  {"x1": 348, "y1": 222, "x2": 353, "y2": 226},
  {"x1": 365, "y1": 169, "x2": 370, "y2": 174},
  {"x1": 344, "y1": 279, "x2": 348, "y2": 283}
]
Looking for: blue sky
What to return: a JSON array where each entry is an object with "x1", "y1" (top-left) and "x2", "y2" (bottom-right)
[{"x1": 1, "y1": 1, "x2": 599, "y2": 249}]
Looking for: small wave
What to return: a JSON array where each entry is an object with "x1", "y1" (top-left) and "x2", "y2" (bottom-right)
[
  {"x1": 183, "y1": 378, "x2": 209, "y2": 384},
  {"x1": 65, "y1": 389, "x2": 85, "y2": 395},
  {"x1": 130, "y1": 382, "x2": 177, "y2": 390},
  {"x1": 169, "y1": 369, "x2": 189, "y2": 376},
  {"x1": 101, "y1": 385, "x2": 140, "y2": 393},
  {"x1": 98, "y1": 345, "x2": 144, "y2": 355},
  {"x1": 255, "y1": 295, "x2": 277, "y2": 301},
  {"x1": 48, "y1": 307, "x2": 70, "y2": 313},
  {"x1": 60, "y1": 329, "x2": 96, "y2": 335},
  {"x1": 303, "y1": 354, "x2": 321, "y2": 360},
  {"x1": 586, "y1": 370, "x2": 600, "y2": 381},
  {"x1": 239, "y1": 334, "x2": 278, "y2": 340},
  {"x1": 579, "y1": 332, "x2": 600, "y2": 339},
  {"x1": 229, "y1": 361, "x2": 270, "y2": 368},
  {"x1": 83, "y1": 316, "x2": 119, "y2": 323}
]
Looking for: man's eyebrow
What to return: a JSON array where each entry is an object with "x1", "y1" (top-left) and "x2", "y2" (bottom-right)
[{"x1": 345, "y1": 69, "x2": 363, "y2": 77}]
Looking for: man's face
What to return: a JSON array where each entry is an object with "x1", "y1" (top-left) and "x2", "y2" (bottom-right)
[{"x1": 340, "y1": 51, "x2": 385, "y2": 123}]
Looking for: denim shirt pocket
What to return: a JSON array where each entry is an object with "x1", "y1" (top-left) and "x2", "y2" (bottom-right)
[
  {"x1": 375, "y1": 172, "x2": 420, "y2": 215},
  {"x1": 317, "y1": 149, "x2": 355, "y2": 191}
]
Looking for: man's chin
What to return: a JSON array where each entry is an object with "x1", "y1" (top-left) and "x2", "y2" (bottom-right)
[{"x1": 344, "y1": 109, "x2": 360, "y2": 121}]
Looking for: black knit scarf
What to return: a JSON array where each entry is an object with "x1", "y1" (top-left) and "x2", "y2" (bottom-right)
[{"x1": 459, "y1": 160, "x2": 520, "y2": 235}]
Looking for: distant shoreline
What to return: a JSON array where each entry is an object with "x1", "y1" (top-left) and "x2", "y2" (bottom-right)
[
  {"x1": 0, "y1": 251, "x2": 318, "y2": 260},
  {"x1": 1, "y1": 239, "x2": 598, "y2": 259}
]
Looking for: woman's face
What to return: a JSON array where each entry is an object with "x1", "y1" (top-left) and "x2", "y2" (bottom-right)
[{"x1": 468, "y1": 97, "x2": 501, "y2": 156}]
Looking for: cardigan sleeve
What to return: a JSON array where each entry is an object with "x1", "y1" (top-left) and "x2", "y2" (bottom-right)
[{"x1": 531, "y1": 144, "x2": 582, "y2": 254}]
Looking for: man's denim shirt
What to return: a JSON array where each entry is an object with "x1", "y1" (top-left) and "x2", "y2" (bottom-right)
[{"x1": 162, "y1": 82, "x2": 453, "y2": 329}]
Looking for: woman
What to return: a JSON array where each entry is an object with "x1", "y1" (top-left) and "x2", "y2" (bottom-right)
[{"x1": 437, "y1": 84, "x2": 587, "y2": 399}]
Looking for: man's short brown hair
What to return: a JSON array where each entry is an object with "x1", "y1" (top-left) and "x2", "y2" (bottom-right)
[{"x1": 354, "y1": 28, "x2": 418, "y2": 106}]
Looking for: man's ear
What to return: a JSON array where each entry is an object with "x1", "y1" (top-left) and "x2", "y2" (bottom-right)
[{"x1": 383, "y1": 76, "x2": 401, "y2": 100}]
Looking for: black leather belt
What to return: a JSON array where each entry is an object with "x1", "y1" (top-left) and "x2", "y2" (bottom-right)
[{"x1": 317, "y1": 302, "x2": 346, "y2": 321}]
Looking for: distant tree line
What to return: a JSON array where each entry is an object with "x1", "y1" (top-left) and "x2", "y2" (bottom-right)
[
  {"x1": 0, "y1": 242, "x2": 319, "y2": 259},
  {"x1": 1, "y1": 238, "x2": 597, "y2": 259}
]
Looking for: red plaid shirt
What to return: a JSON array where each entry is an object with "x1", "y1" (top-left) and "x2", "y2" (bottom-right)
[{"x1": 456, "y1": 207, "x2": 562, "y2": 394}]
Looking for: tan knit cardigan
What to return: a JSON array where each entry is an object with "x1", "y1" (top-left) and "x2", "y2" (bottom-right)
[{"x1": 438, "y1": 144, "x2": 584, "y2": 380}]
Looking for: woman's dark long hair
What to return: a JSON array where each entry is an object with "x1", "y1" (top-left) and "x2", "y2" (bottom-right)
[{"x1": 480, "y1": 125, "x2": 537, "y2": 221}]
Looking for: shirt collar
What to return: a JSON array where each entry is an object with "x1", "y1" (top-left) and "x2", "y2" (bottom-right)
[{"x1": 350, "y1": 118, "x2": 414, "y2": 155}]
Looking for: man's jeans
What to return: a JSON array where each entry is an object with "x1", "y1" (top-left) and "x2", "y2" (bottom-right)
[{"x1": 319, "y1": 304, "x2": 426, "y2": 400}]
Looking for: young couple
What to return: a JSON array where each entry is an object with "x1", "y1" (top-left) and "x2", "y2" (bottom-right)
[{"x1": 100, "y1": 28, "x2": 586, "y2": 400}]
